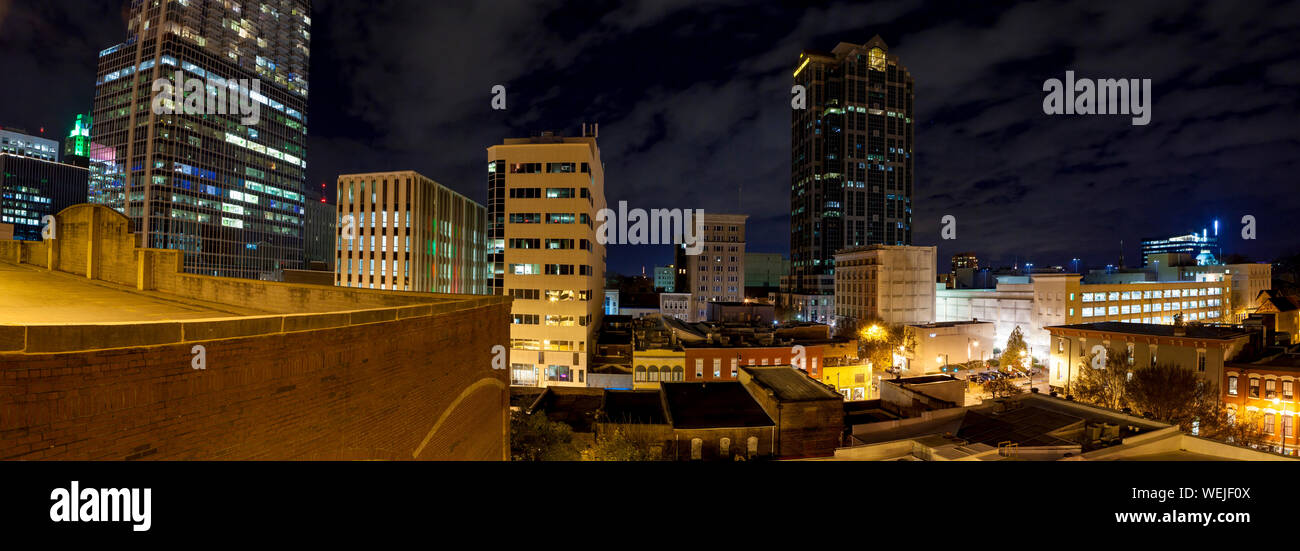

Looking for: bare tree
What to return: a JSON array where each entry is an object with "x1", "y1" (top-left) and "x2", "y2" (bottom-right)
[{"x1": 1072, "y1": 348, "x2": 1131, "y2": 410}]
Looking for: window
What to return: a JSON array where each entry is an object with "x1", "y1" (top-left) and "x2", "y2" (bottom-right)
[
  {"x1": 509, "y1": 213, "x2": 541, "y2": 224},
  {"x1": 1250, "y1": 378, "x2": 1260, "y2": 398},
  {"x1": 690, "y1": 438, "x2": 703, "y2": 460},
  {"x1": 730, "y1": 358, "x2": 738, "y2": 378},
  {"x1": 1266, "y1": 379, "x2": 1277, "y2": 399},
  {"x1": 510, "y1": 162, "x2": 542, "y2": 173},
  {"x1": 719, "y1": 437, "x2": 731, "y2": 458},
  {"x1": 545, "y1": 187, "x2": 575, "y2": 197},
  {"x1": 695, "y1": 359, "x2": 703, "y2": 378},
  {"x1": 1286, "y1": 415, "x2": 1294, "y2": 438},
  {"x1": 1228, "y1": 376, "x2": 1238, "y2": 396},
  {"x1": 747, "y1": 436, "x2": 759, "y2": 458},
  {"x1": 546, "y1": 163, "x2": 576, "y2": 173},
  {"x1": 713, "y1": 358, "x2": 721, "y2": 379},
  {"x1": 1197, "y1": 350, "x2": 1206, "y2": 372},
  {"x1": 546, "y1": 213, "x2": 575, "y2": 224},
  {"x1": 1264, "y1": 413, "x2": 1275, "y2": 434},
  {"x1": 545, "y1": 365, "x2": 571, "y2": 382},
  {"x1": 1285, "y1": 380, "x2": 1294, "y2": 400}
]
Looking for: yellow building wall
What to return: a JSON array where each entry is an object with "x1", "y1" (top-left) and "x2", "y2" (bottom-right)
[
  {"x1": 821, "y1": 363, "x2": 873, "y2": 401},
  {"x1": 633, "y1": 348, "x2": 685, "y2": 389}
]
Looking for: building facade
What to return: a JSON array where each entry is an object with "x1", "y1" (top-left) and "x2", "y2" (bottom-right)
[
  {"x1": 90, "y1": 0, "x2": 312, "y2": 279},
  {"x1": 790, "y1": 35, "x2": 914, "y2": 291},
  {"x1": 906, "y1": 320, "x2": 996, "y2": 374},
  {"x1": 334, "y1": 171, "x2": 485, "y2": 293},
  {"x1": 1045, "y1": 322, "x2": 1251, "y2": 394},
  {"x1": 937, "y1": 274, "x2": 1230, "y2": 361},
  {"x1": 303, "y1": 182, "x2": 334, "y2": 270},
  {"x1": 489, "y1": 132, "x2": 607, "y2": 387},
  {"x1": 654, "y1": 264, "x2": 675, "y2": 292},
  {"x1": 834, "y1": 244, "x2": 936, "y2": 327},
  {"x1": 1141, "y1": 224, "x2": 1221, "y2": 266},
  {"x1": 0, "y1": 128, "x2": 58, "y2": 161},
  {"x1": 675, "y1": 213, "x2": 747, "y2": 322},
  {"x1": 1224, "y1": 353, "x2": 1300, "y2": 456},
  {"x1": 0, "y1": 154, "x2": 88, "y2": 241}
]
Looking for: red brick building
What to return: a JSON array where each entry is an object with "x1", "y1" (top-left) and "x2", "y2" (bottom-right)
[
  {"x1": 682, "y1": 343, "x2": 825, "y2": 381},
  {"x1": 1224, "y1": 352, "x2": 1300, "y2": 456}
]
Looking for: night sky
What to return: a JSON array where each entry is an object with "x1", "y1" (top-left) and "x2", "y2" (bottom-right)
[{"x1": 2, "y1": 0, "x2": 1297, "y2": 276}]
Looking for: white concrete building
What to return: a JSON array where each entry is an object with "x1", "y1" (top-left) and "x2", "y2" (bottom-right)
[{"x1": 834, "y1": 245, "x2": 936, "y2": 327}]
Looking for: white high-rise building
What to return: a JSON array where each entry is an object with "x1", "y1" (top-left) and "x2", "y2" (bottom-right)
[{"x1": 488, "y1": 131, "x2": 607, "y2": 387}]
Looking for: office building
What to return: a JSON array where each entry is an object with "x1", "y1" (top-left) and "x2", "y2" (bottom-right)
[
  {"x1": 653, "y1": 264, "x2": 675, "y2": 292},
  {"x1": 744, "y1": 252, "x2": 786, "y2": 293},
  {"x1": 951, "y1": 252, "x2": 978, "y2": 271},
  {"x1": 0, "y1": 153, "x2": 88, "y2": 241},
  {"x1": 789, "y1": 35, "x2": 914, "y2": 292},
  {"x1": 302, "y1": 182, "x2": 334, "y2": 271},
  {"x1": 834, "y1": 244, "x2": 936, "y2": 327},
  {"x1": 90, "y1": 0, "x2": 312, "y2": 279},
  {"x1": 335, "y1": 171, "x2": 486, "y2": 293},
  {"x1": 488, "y1": 131, "x2": 607, "y2": 388},
  {"x1": 63, "y1": 114, "x2": 92, "y2": 167},
  {"x1": 675, "y1": 213, "x2": 747, "y2": 322},
  {"x1": 938, "y1": 274, "x2": 1233, "y2": 360},
  {"x1": 1141, "y1": 223, "x2": 1221, "y2": 266},
  {"x1": 0, "y1": 127, "x2": 58, "y2": 161}
]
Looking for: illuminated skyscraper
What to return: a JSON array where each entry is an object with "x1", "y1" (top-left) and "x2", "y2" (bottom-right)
[
  {"x1": 488, "y1": 131, "x2": 607, "y2": 387},
  {"x1": 789, "y1": 35, "x2": 914, "y2": 294},
  {"x1": 90, "y1": 0, "x2": 311, "y2": 279}
]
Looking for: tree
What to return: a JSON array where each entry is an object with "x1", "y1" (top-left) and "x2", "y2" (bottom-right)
[
  {"x1": 510, "y1": 410, "x2": 581, "y2": 461},
  {"x1": 983, "y1": 377, "x2": 1023, "y2": 399},
  {"x1": 858, "y1": 319, "x2": 906, "y2": 373},
  {"x1": 1072, "y1": 348, "x2": 1131, "y2": 410},
  {"x1": 1125, "y1": 364, "x2": 1218, "y2": 430},
  {"x1": 1201, "y1": 407, "x2": 1269, "y2": 449},
  {"x1": 1001, "y1": 326, "x2": 1028, "y2": 372},
  {"x1": 584, "y1": 424, "x2": 666, "y2": 461}
]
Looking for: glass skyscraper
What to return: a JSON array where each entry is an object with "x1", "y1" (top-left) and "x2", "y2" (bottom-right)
[
  {"x1": 90, "y1": 0, "x2": 311, "y2": 279},
  {"x1": 789, "y1": 35, "x2": 914, "y2": 293}
]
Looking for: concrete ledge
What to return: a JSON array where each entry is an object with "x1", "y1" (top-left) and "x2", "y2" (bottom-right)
[
  {"x1": 25, "y1": 323, "x2": 183, "y2": 353},
  {"x1": 0, "y1": 325, "x2": 25, "y2": 352},
  {"x1": 282, "y1": 312, "x2": 351, "y2": 333},
  {"x1": 350, "y1": 308, "x2": 398, "y2": 325},
  {"x1": 183, "y1": 317, "x2": 284, "y2": 342},
  {"x1": 396, "y1": 304, "x2": 433, "y2": 319}
]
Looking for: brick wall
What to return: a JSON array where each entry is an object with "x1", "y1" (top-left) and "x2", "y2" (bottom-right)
[{"x1": 0, "y1": 302, "x2": 510, "y2": 460}]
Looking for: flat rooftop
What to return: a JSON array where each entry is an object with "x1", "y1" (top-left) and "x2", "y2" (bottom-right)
[
  {"x1": 1049, "y1": 322, "x2": 1251, "y2": 340},
  {"x1": 0, "y1": 262, "x2": 267, "y2": 323}
]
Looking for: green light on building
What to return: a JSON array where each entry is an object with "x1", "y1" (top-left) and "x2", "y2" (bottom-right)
[{"x1": 65, "y1": 113, "x2": 91, "y2": 158}]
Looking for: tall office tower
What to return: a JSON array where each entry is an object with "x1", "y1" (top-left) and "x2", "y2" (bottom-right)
[
  {"x1": 488, "y1": 131, "x2": 607, "y2": 388},
  {"x1": 0, "y1": 152, "x2": 88, "y2": 240},
  {"x1": 90, "y1": 0, "x2": 312, "y2": 279},
  {"x1": 64, "y1": 114, "x2": 93, "y2": 167},
  {"x1": 335, "y1": 171, "x2": 487, "y2": 294},
  {"x1": 789, "y1": 35, "x2": 914, "y2": 294},
  {"x1": 675, "y1": 214, "x2": 748, "y2": 322}
]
